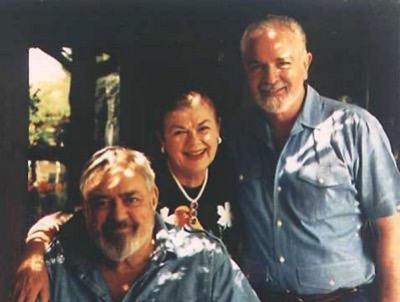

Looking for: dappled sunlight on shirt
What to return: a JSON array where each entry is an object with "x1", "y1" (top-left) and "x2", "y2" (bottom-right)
[{"x1": 156, "y1": 228, "x2": 223, "y2": 258}]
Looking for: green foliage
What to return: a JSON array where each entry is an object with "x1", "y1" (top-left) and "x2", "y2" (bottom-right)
[{"x1": 29, "y1": 87, "x2": 69, "y2": 147}]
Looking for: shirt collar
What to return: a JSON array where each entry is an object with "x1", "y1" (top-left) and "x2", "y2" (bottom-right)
[
  {"x1": 65, "y1": 213, "x2": 177, "y2": 269},
  {"x1": 151, "y1": 214, "x2": 178, "y2": 262},
  {"x1": 295, "y1": 85, "x2": 325, "y2": 130},
  {"x1": 59, "y1": 213, "x2": 178, "y2": 297},
  {"x1": 249, "y1": 85, "x2": 323, "y2": 145},
  {"x1": 251, "y1": 85, "x2": 325, "y2": 132}
]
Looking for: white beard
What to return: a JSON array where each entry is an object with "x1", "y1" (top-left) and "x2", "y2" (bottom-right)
[
  {"x1": 256, "y1": 95, "x2": 284, "y2": 113},
  {"x1": 95, "y1": 225, "x2": 153, "y2": 261}
]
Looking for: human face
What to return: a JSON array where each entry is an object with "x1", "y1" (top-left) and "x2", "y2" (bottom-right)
[
  {"x1": 161, "y1": 100, "x2": 220, "y2": 183},
  {"x1": 244, "y1": 26, "x2": 312, "y2": 116},
  {"x1": 83, "y1": 166, "x2": 158, "y2": 262}
]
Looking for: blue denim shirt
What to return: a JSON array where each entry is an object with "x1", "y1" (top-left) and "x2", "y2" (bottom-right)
[
  {"x1": 44, "y1": 214, "x2": 259, "y2": 302},
  {"x1": 229, "y1": 85, "x2": 400, "y2": 294}
]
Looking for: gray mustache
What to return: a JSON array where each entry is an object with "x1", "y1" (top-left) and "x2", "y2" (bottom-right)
[
  {"x1": 103, "y1": 219, "x2": 134, "y2": 234},
  {"x1": 259, "y1": 84, "x2": 281, "y2": 92}
]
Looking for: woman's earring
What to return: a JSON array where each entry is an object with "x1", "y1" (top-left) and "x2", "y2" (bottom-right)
[
  {"x1": 218, "y1": 137, "x2": 222, "y2": 145},
  {"x1": 161, "y1": 146, "x2": 165, "y2": 154}
]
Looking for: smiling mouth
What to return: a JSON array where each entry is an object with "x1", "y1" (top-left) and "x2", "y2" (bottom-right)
[
  {"x1": 183, "y1": 149, "x2": 207, "y2": 158},
  {"x1": 113, "y1": 226, "x2": 133, "y2": 234},
  {"x1": 260, "y1": 86, "x2": 286, "y2": 97}
]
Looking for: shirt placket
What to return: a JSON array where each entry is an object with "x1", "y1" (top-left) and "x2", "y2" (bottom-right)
[
  {"x1": 269, "y1": 124, "x2": 303, "y2": 291},
  {"x1": 271, "y1": 142, "x2": 288, "y2": 289}
]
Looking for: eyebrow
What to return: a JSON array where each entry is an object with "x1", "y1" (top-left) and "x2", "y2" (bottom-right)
[
  {"x1": 168, "y1": 119, "x2": 211, "y2": 130},
  {"x1": 89, "y1": 190, "x2": 138, "y2": 200},
  {"x1": 277, "y1": 56, "x2": 292, "y2": 61},
  {"x1": 247, "y1": 57, "x2": 291, "y2": 65},
  {"x1": 120, "y1": 191, "x2": 137, "y2": 198},
  {"x1": 246, "y1": 59, "x2": 263, "y2": 65},
  {"x1": 168, "y1": 124, "x2": 187, "y2": 131},
  {"x1": 198, "y1": 119, "x2": 211, "y2": 126}
]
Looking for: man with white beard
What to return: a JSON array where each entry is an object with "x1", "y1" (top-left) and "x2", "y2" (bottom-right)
[
  {"x1": 230, "y1": 14, "x2": 400, "y2": 302},
  {"x1": 42, "y1": 146, "x2": 259, "y2": 302}
]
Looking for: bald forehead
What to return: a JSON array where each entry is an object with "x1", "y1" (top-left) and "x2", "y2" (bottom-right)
[
  {"x1": 241, "y1": 19, "x2": 307, "y2": 58},
  {"x1": 255, "y1": 24, "x2": 304, "y2": 45}
]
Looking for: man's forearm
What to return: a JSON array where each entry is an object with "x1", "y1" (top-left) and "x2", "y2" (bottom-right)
[{"x1": 375, "y1": 213, "x2": 400, "y2": 302}]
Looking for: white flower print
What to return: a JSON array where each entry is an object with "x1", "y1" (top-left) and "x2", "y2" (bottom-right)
[
  {"x1": 159, "y1": 206, "x2": 175, "y2": 225},
  {"x1": 217, "y1": 201, "x2": 233, "y2": 229}
]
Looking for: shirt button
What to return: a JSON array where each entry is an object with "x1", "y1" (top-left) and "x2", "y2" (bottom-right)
[
  {"x1": 279, "y1": 256, "x2": 285, "y2": 263},
  {"x1": 286, "y1": 289, "x2": 291, "y2": 294},
  {"x1": 239, "y1": 174, "x2": 244, "y2": 181},
  {"x1": 318, "y1": 177, "x2": 325, "y2": 184},
  {"x1": 329, "y1": 279, "x2": 335, "y2": 286},
  {"x1": 276, "y1": 220, "x2": 283, "y2": 227},
  {"x1": 277, "y1": 186, "x2": 282, "y2": 192},
  {"x1": 397, "y1": 205, "x2": 400, "y2": 211}
]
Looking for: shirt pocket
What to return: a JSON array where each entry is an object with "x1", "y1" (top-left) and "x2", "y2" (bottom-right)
[
  {"x1": 297, "y1": 163, "x2": 349, "y2": 187},
  {"x1": 295, "y1": 162, "x2": 352, "y2": 220},
  {"x1": 296, "y1": 260, "x2": 364, "y2": 292}
]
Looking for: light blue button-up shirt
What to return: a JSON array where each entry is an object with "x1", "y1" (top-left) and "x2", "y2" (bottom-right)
[
  {"x1": 44, "y1": 214, "x2": 260, "y2": 301},
  {"x1": 229, "y1": 85, "x2": 400, "y2": 294}
]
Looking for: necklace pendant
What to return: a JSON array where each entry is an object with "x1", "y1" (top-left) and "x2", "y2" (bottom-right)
[
  {"x1": 190, "y1": 217, "x2": 197, "y2": 225},
  {"x1": 168, "y1": 164, "x2": 209, "y2": 229}
]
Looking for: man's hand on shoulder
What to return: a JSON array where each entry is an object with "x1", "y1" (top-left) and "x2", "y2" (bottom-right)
[{"x1": 11, "y1": 241, "x2": 49, "y2": 302}]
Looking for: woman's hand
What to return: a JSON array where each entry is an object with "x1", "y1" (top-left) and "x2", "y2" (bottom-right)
[
  {"x1": 12, "y1": 211, "x2": 73, "y2": 301},
  {"x1": 11, "y1": 242, "x2": 49, "y2": 302}
]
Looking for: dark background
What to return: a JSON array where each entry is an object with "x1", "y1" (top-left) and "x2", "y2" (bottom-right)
[{"x1": 0, "y1": 0, "x2": 399, "y2": 299}]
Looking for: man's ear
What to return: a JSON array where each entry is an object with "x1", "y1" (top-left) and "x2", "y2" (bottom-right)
[
  {"x1": 151, "y1": 186, "x2": 159, "y2": 210},
  {"x1": 304, "y1": 52, "x2": 313, "y2": 79}
]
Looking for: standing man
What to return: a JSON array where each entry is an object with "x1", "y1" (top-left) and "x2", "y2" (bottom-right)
[
  {"x1": 230, "y1": 14, "x2": 400, "y2": 301},
  {"x1": 35, "y1": 146, "x2": 259, "y2": 301}
]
